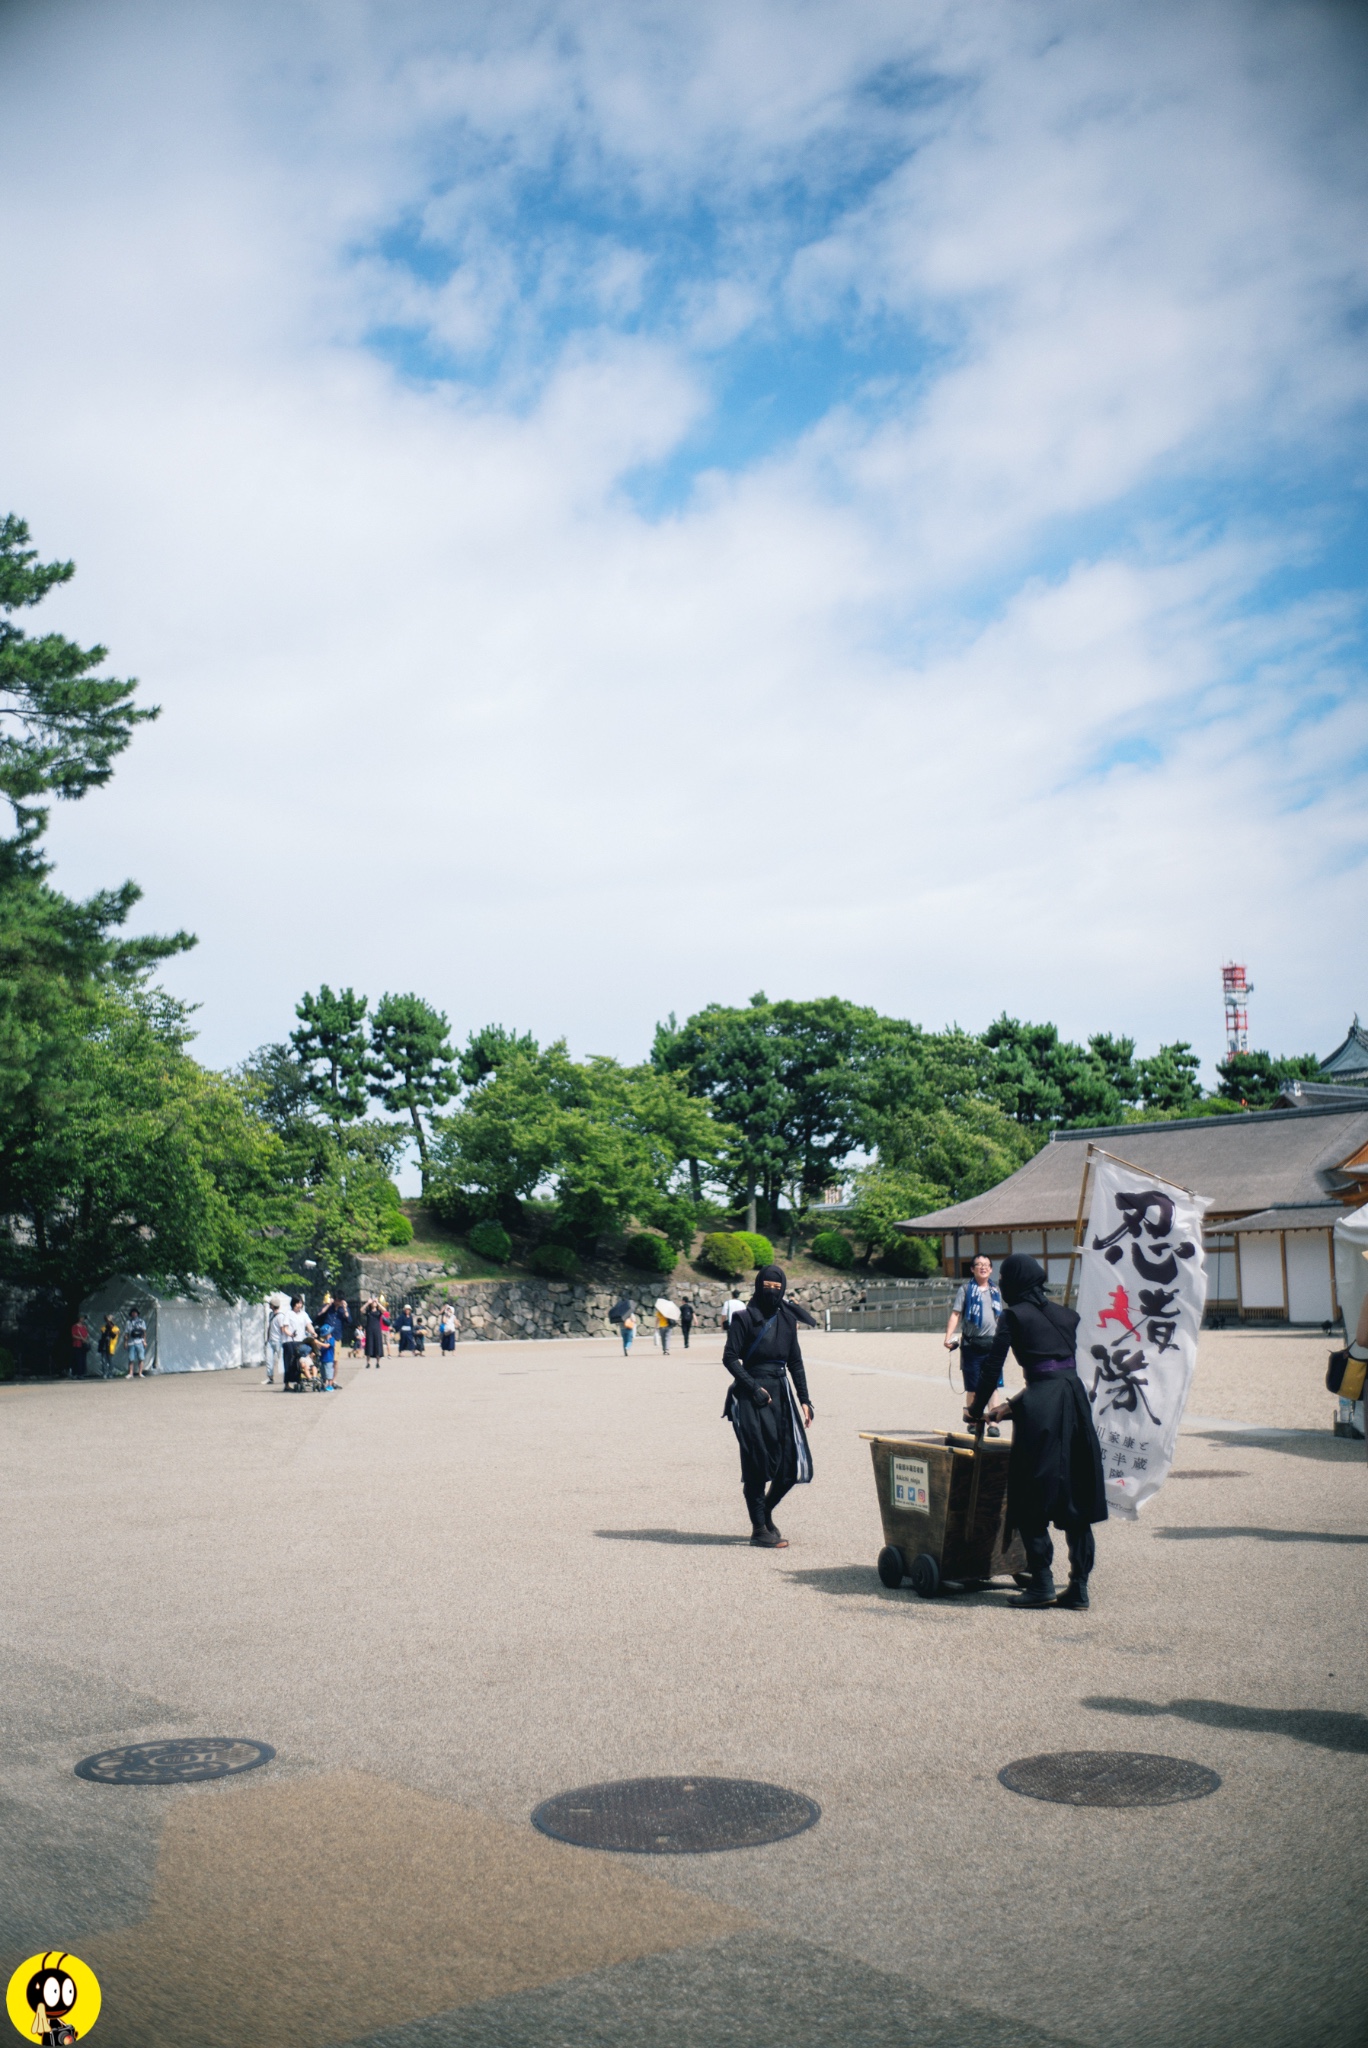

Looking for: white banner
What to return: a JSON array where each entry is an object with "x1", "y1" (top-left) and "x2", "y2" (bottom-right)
[{"x1": 1076, "y1": 1153, "x2": 1210, "y2": 1518}]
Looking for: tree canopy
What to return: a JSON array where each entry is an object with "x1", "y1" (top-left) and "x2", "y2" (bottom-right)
[{"x1": 367, "y1": 993, "x2": 457, "y2": 1190}]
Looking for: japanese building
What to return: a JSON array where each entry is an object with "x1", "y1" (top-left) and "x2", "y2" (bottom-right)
[{"x1": 897, "y1": 1101, "x2": 1368, "y2": 1324}]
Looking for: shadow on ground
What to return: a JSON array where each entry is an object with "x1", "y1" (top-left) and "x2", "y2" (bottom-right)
[
  {"x1": 1191, "y1": 1430, "x2": 1364, "y2": 1462},
  {"x1": 1152, "y1": 1526, "x2": 1368, "y2": 1544},
  {"x1": 1083, "y1": 1695, "x2": 1368, "y2": 1753},
  {"x1": 595, "y1": 1529, "x2": 751, "y2": 1547}
]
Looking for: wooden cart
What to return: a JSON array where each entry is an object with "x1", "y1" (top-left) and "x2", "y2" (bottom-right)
[{"x1": 861, "y1": 1429, "x2": 1027, "y2": 1597}]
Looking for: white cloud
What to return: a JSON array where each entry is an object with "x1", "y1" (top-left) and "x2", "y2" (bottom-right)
[{"x1": 0, "y1": 0, "x2": 1363, "y2": 1126}]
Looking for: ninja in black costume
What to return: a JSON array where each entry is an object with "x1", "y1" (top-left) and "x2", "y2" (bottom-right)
[
  {"x1": 722, "y1": 1265, "x2": 815, "y2": 1548},
  {"x1": 965, "y1": 1253, "x2": 1107, "y2": 1608}
]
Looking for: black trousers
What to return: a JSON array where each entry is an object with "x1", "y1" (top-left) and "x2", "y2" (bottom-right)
[{"x1": 1019, "y1": 1514, "x2": 1095, "y2": 1582}]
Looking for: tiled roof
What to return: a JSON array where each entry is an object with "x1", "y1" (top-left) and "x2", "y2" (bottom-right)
[{"x1": 898, "y1": 1104, "x2": 1368, "y2": 1233}]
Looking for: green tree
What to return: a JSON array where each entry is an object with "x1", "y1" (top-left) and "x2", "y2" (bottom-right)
[
  {"x1": 875, "y1": 1099, "x2": 1043, "y2": 1204},
  {"x1": 367, "y1": 993, "x2": 458, "y2": 1190},
  {"x1": 290, "y1": 985, "x2": 370, "y2": 1133},
  {"x1": 847, "y1": 1165, "x2": 948, "y2": 1265},
  {"x1": 0, "y1": 986, "x2": 291, "y2": 1320},
  {"x1": 1215, "y1": 1048, "x2": 1320, "y2": 1109},
  {"x1": 980, "y1": 1015, "x2": 1121, "y2": 1126},
  {"x1": 431, "y1": 1037, "x2": 722, "y2": 1251},
  {"x1": 653, "y1": 993, "x2": 884, "y2": 1240},
  {"x1": 0, "y1": 514, "x2": 158, "y2": 832},
  {"x1": 1088, "y1": 1032, "x2": 1140, "y2": 1108},
  {"x1": 1137, "y1": 1039, "x2": 1203, "y2": 1112}
]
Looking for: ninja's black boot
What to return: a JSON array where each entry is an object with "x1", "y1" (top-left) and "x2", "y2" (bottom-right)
[
  {"x1": 748, "y1": 1495, "x2": 786, "y2": 1548},
  {"x1": 1057, "y1": 1577, "x2": 1090, "y2": 1609},
  {"x1": 763, "y1": 1481, "x2": 793, "y2": 1541},
  {"x1": 1009, "y1": 1571, "x2": 1057, "y2": 1607}
]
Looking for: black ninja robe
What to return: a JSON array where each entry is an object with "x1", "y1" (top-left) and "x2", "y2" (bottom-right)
[{"x1": 722, "y1": 1301, "x2": 814, "y2": 1499}]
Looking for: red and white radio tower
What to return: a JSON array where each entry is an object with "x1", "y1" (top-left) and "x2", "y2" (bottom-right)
[{"x1": 1222, "y1": 962, "x2": 1253, "y2": 1058}]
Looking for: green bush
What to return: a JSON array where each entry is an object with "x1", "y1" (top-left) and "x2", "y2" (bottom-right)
[
  {"x1": 698, "y1": 1231, "x2": 752, "y2": 1279},
  {"x1": 386, "y1": 1212, "x2": 414, "y2": 1246},
  {"x1": 428, "y1": 1184, "x2": 481, "y2": 1232},
  {"x1": 810, "y1": 1228, "x2": 855, "y2": 1270},
  {"x1": 734, "y1": 1231, "x2": 774, "y2": 1268},
  {"x1": 880, "y1": 1234, "x2": 939, "y2": 1277},
  {"x1": 624, "y1": 1232, "x2": 677, "y2": 1273},
  {"x1": 528, "y1": 1243, "x2": 579, "y2": 1278},
  {"x1": 469, "y1": 1219, "x2": 512, "y2": 1263}
]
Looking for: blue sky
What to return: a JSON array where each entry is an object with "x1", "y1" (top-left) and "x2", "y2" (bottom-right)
[{"x1": 1, "y1": 0, "x2": 1365, "y2": 1146}]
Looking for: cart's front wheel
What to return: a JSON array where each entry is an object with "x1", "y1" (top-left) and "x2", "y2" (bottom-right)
[
  {"x1": 877, "y1": 1545, "x2": 907, "y2": 1589},
  {"x1": 909, "y1": 1553, "x2": 940, "y2": 1598}
]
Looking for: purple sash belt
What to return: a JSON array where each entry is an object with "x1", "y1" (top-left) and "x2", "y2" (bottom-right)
[{"x1": 1024, "y1": 1357, "x2": 1076, "y2": 1382}]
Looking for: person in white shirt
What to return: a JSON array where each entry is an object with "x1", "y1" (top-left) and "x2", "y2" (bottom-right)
[
  {"x1": 280, "y1": 1295, "x2": 317, "y2": 1392},
  {"x1": 721, "y1": 1290, "x2": 745, "y2": 1328},
  {"x1": 264, "y1": 1298, "x2": 288, "y2": 1386}
]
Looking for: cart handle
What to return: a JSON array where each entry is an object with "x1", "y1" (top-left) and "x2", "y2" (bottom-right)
[{"x1": 965, "y1": 1418, "x2": 986, "y2": 1534}]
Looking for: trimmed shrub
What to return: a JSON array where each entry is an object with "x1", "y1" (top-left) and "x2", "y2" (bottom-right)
[
  {"x1": 528, "y1": 1243, "x2": 579, "y2": 1278},
  {"x1": 624, "y1": 1232, "x2": 677, "y2": 1273},
  {"x1": 734, "y1": 1231, "x2": 774, "y2": 1268},
  {"x1": 469, "y1": 1219, "x2": 512, "y2": 1263},
  {"x1": 386, "y1": 1212, "x2": 414, "y2": 1246},
  {"x1": 880, "y1": 1234, "x2": 939, "y2": 1277},
  {"x1": 698, "y1": 1231, "x2": 752, "y2": 1279},
  {"x1": 810, "y1": 1228, "x2": 855, "y2": 1270}
]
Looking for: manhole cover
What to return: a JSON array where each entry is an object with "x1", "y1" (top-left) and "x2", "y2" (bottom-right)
[
  {"x1": 531, "y1": 1776, "x2": 820, "y2": 1853},
  {"x1": 1169, "y1": 1470, "x2": 1246, "y2": 1480},
  {"x1": 999, "y1": 1750, "x2": 1220, "y2": 1807},
  {"x1": 75, "y1": 1738, "x2": 275, "y2": 1785}
]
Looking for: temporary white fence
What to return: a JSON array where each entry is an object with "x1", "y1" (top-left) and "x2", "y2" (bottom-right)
[
  {"x1": 1075, "y1": 1151, "x2": 1210, "y2": 1518},
  {"x1": 1332, "y1": 1206, "x2": 1368, "y2": 1433}
]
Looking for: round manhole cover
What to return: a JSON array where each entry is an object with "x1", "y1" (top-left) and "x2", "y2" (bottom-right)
[
  {"x1": 75, "y1": 1738, "x2": 275, "y2": 1785},
  {"x1": 999, "y1": 1750, "x2": 1220, "y2": 1807},
  {"x1": 531, "y1": 1776, "x2": 820, "y2": 1853}
]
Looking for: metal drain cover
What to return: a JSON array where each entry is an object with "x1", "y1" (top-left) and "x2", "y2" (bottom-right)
[
  {"x1": 75, "y1": 1738, "x2": 275, "y2": 1785},
  {"x1": 999, "y1": 1750, "x2": 1220, "y2": 1807},
  {"x1": 531, "y1": 1775, "x2": 820, "y2": 1853}
]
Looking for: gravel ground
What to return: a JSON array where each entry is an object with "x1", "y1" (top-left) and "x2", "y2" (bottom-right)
[{"x1": 0, "y1": 1328, "x2": 1363, "y2": 2048}]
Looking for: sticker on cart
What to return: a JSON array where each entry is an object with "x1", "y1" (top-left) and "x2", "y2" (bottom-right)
[{"x1": 890, "y1": 1456, "x2": 930, "y2": 1513}]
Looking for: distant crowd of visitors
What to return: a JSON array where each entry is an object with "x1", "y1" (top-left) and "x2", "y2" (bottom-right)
[
  {"x1": 265, "y1": 1292, "x2": 461, "y2": 1389},
  {"x1": 68, "y1": 1309, "x2": 150, "y2": 1379}
]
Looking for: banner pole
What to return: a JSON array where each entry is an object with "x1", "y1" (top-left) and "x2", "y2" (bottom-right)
[{"x1": 1065, "y1": 1143, "x2": 1096, "y2": 1309}]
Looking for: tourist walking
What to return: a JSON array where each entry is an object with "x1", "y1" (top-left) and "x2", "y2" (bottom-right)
[
  {"x1": 124, "y1": 1309, "x2": 149, "y2": 1379},
  {"x1": 679, "y1": 1299, "x2": 695, "y2": 1349},
  {"x1": 363, "y1": 1297, "x2": 385, "y2": 1368},
  {"x1": 264, "y1": 1297, "x2": 287, "y2": 1385},
  {"x1": 656, "y1": 1305, "x2": 673, "y2": 1354},
  {"x1": 964, "y1": 1253, "x2": 1107, "y2": 1609},
  {"x1": 438, "y1": 1303, "x2": 457, "y2": 1352},
  {"x1": 69, "y1": 1315, "x2": 90, "y2": 1379},
  {"x1": 620, "y1": 1309, "x2": 636, "y2": 1356},
  {"x1": 280, "y1": 1295, "x2": 316, "y2": 1391},
  {"x1": 97, "y1": 1313, "x2": 121, "y2": 1381},
  {"x1": 722, "y1": 1264, "x2": 814, "y2": 1550},
  {"x1": 317, "y1": 1296, "x2": 347, "y2": 1389},
  {"x1": 946, "y1": 1253, "x2": 1005, "y2": 1435}
]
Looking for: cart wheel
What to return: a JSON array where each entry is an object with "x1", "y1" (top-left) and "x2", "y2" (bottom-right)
[
  {"x1": 909, "y1": 1553, "x2": 941, "y2": 1598},
  {"x1": 877, "y1": 1545, "x2": 907, "y2": 1589}
]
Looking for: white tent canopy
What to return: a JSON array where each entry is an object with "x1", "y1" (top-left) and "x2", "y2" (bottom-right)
[
  {"x1": 1333, "y1": 1206, "x2": 1368, "y2": 1341},
  {"x1": 78, "y1": 1276, "x2": 271, "y2": 1375}
]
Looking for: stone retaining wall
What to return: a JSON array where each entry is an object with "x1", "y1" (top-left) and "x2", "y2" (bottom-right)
[{"x1": 338, "y1": 1255, "x2": 872, "y2": 1342}]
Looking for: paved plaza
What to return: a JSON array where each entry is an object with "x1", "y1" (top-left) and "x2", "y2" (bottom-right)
[{"x1": 2, "y1": 1328, "x2": 1364, "y2": 2048}]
